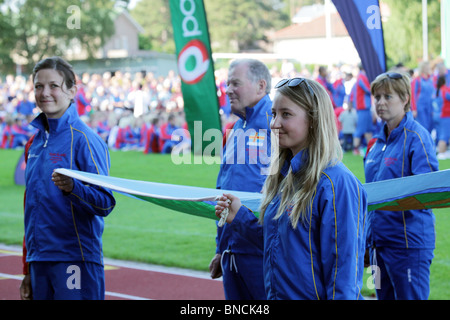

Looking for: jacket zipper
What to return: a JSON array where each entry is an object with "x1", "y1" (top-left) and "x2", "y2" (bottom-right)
[{"x1": 43, "y1": 131, "x2": 49, "y2": 148}]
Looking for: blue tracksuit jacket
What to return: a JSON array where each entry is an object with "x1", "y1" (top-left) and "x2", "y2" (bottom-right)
[
  {"x1": 215, "y1": 94, "x2": 272, "y2": 255},
  {"x1": 231, "y1": 150, "x2": 368, "y2": 300},
  {"x1": 412, "y1": 77, "x2": 434, "y2": 132},
  {"x1": 364, "y1": 112, "x2": 438, "y2": 249},
  {"x1": 24, "y1": 104, "x2": 115, "y2": 266}
]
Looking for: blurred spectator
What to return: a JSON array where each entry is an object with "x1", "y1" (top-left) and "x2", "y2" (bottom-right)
[
  {"x1": 411, "y1": 61, "x2": 434, "y2": 133},
  {"x1": 9, "y1": 116, "x2": 33, "y2": 148},
  {"x1": 332, "y1": 72, "x2": 348, "y2": 109},
  {"x1": 352, "y1": 64, "x2": 373, "y2": 155},
  {"x1": 129, "y1": 82, "x2": 150, "y2": 118},
  {"x1": 316, "y1": 66, "x2": 335, "y2": 107},
  {"x1": 159, "y1": 113, "x2": 180, "y2": 154},
  {"x1": 16, "y1": 92, "x2": 36, "y2": 116},
  {"x1": 0, "y1": 116, "x2": 11, "y2": 148},
  {"x1": 143, "y1": 116, "x2": 162, "y2": 154},
  {"x1": 339, "y1": 102, "x2": 357, "y2": 152},
  {"x1": 114, "y1": 115, "x2": 140, "y2": 150}
]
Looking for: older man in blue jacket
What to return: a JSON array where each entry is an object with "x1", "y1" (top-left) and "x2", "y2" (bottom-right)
[{"x1": 210, "y1": 59, "x2": 272, "y2": 300}]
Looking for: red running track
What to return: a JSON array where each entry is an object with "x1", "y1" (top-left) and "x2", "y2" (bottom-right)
[{"x1": 0, "y1": 244, "x2": 225, "y2": 300}]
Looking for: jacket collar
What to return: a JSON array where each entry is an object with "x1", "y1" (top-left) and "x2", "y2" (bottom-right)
[
  {"x1": 378, "y1": 111, "x2": 412, "y2": 141},
  {"x1": 32, "y1": 104, "x2": 77, "y2": 133},
  {"x1": 281, "y1": 149, "x2": 308, "y2": 177},
  {"x1": 236, "y1": 94, "x2": 271, "y2": 121}
]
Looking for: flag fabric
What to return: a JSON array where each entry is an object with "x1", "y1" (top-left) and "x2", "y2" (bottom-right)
[
  {"x1": 55, "y1": 168, "x2": 262, "y2": 221},
  {"x1": 332, "y1": 0, "x2": 386, "y2": 82},
  {"x1": 364, "y1": 169, "x2": 450, "y2": 211},
  {"x1": 55, "y1": 168, "x2": 450, "y2": 222},
  {"x1": 169, "y1": 0, "x2": 221, "y2": 154}
]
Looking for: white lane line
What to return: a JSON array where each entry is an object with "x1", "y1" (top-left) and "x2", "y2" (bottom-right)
[
  {"x1": 0, "y1": 272, "x2": 24, "y2": 280},
  {"x1": 0, "y1": 272, "x2": 151, "y2": 300},
  {"x1": 105, "y1": 291, "x2": 151, "y2": 300}
]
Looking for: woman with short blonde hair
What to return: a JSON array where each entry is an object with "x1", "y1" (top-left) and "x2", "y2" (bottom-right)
[{"x1": 365, "y1": 71, "x2": 438, "y2": 300}]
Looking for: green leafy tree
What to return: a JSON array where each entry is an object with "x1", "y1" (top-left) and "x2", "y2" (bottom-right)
[
  {"x1": 130, "y1": 0, "x2": 174, "y2": 53},
  {"x1": 0, "y1": 0, "x2": 116, "y2": 74},
  {"x1": 131, "y1": 0, "x2": 290, "y2": 53},
  {"x1": 382, "y1": 0, "x2": 441, "y2": 68},
  {"x1": 0, "y1": 7, "x2": 16, "y2": 72},
  {"x1": 204, "y1": 0, "x2": 289, "y2": 52}
]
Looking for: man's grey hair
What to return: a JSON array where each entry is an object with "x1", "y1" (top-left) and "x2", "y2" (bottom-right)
[{"x1": 229, "y1": 59, "x2": 272, "y2": 94}]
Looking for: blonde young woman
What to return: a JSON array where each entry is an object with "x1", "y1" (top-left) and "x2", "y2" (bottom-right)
[{"x1": 215, "y1": 78, "x2": 368, "y2": 300}]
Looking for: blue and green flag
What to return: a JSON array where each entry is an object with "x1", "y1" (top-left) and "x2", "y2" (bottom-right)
[{"x1": 56, "y1": 168, "x2": 450, "y2": 221}]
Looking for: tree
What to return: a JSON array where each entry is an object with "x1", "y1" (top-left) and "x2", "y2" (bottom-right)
[
  {"x1": 0, "y1": 7, "x2": 16, "y2": 72},
  {"x1": 130, "y1": 0, "x2": 174, "y2": 53},
  {"x1": 204, "y1": 0, "x2": 289, "y2": 52},
  {"x1": 0, "y1": 0, "x2": 117, "y2": 74},
  {"x1": 130, "y1": 0, "x2": 290, "y2": 54},
  {"x1": 381, "y1": 0, "x2": 441, "y2": 68}
]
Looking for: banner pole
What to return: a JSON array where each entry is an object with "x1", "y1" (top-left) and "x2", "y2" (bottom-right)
[
  {"x1": 442, "y1": 0, "x2": 450, "y2": 68},
  {"x1": 422, "y1": 0, "x2": 428, "y2": 61}
]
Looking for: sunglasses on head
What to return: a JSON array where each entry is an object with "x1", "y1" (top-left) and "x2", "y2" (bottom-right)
[
  {"x1": 384, "y1": 72, "x2": 403, "y2": 79},
  {"x1": 275, "y1": 77, "x2": 316, "y2": 101}
]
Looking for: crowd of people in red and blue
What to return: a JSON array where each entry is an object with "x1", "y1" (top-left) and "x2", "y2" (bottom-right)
[
  {"x1": 1, "y1": 59, "x2": 450, "y2": 157},
  {"x1": 0, "y1": 69, "x2": 193, "y2": 154},
  {"x1": 298, "y1": 59, "x2": 450, "y2": 158}
]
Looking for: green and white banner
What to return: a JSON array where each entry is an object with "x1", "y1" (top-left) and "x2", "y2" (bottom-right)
[{"x1": 169, "y1": 0, "x2": 221, "y2": 154}]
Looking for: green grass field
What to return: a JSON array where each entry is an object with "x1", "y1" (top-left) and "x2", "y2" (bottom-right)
[{"x1": 1, "y1": 148, "x2": 449, "y2": 299}]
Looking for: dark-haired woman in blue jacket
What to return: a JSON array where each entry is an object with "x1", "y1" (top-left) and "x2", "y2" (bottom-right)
[{"x1": 20, "y1": 57, "x2": 115, "y2": 300}]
